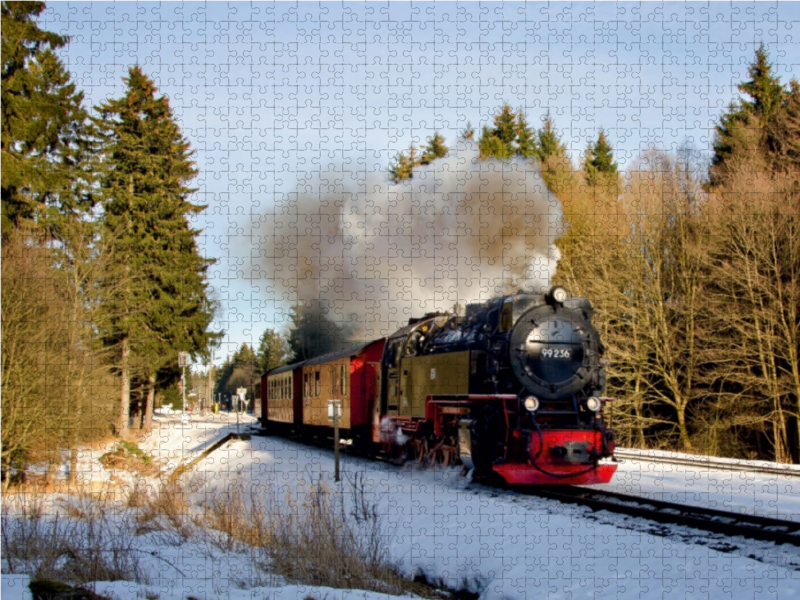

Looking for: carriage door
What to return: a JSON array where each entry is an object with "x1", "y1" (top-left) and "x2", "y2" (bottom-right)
[{"x1": 370, "y1": 362, "x2": 382, "y2": 442}]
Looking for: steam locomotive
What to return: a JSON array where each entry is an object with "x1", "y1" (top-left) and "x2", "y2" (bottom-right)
[{"x1": 260, "y1": 286, "x2": 617, "y2": 485}]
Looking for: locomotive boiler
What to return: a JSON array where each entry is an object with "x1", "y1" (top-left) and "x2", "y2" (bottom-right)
[{"x1": 261, "y1": 286, "x2": 617, "y2": 485}]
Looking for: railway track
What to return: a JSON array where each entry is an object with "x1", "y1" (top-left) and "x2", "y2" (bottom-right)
[
  {"x1": 520, "y1": 485, "x2": 800, "y2": 547},
  {"x1": 613, "y1": 449, "x2": 800, "y2": 478},
  {"x1": 249, "y1": 426, "x2": 800, "y2": 548}
]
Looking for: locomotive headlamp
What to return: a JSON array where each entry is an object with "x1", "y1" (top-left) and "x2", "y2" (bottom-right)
[
  {"x1": 524, "y1": 396, "x2": 540, "y2": 412},
  {"x1": 548, "y1": 286, "x2": 568, "y2": 304},
  {"x1": 585, "y1": 397, "x2": 601, "y2": 412}
]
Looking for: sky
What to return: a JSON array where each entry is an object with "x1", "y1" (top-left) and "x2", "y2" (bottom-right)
[{"x1": 39, "y1": 1, "x2": 800, "y2": 364}]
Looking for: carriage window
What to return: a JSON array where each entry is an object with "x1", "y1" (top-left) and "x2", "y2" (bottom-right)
[
  {"x1": 315, "y1": 370, "x2": 321, "y2": 397},
  {"x1": 341, "y1": 364, "x2": 347, "y2": 395},
  {"x1": 330, "y1": 366, "x2": 337, "y2": 395},
  {"x1": 304, "y1": 373, "x2": 309, "y2": 398}
]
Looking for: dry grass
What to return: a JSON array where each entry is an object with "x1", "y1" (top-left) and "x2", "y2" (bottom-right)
[
  {"x1": 134, "y1": 478, "x2": 193, "y2": 539},
  {"x1": 1, "y1": 471, "x2": 439, "y2": 597},
  {"x1": 196, "y1": 472, "x2": 437, "y2": 597},
  {"x1": 0, "y1": 493, "x2": 147, "y2": 587}
]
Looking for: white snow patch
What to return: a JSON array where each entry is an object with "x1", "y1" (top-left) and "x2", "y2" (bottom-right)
[{"x1": 4, "y1": 415, "x2": 800, "y2": 600}]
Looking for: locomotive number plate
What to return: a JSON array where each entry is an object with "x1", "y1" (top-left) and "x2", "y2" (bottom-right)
[{"x1": 541, "y1": 348, "x2": 571, "y2": 359}]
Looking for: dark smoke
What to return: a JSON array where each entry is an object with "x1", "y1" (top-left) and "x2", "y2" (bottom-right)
[
  {"x1": 287, "y1": 300, "x2": 355, "y2": 361},
  {"x1": 258, "y1": 143, "x2": 564, "y2": 343}
]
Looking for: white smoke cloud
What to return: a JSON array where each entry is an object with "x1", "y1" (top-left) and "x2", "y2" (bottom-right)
[{"x1": 257, "y1": 144, "x2": 564, "y2": 341}]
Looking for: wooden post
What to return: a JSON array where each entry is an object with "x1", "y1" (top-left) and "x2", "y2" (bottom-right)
[{"x1": 330, "y1": 399, "x2": 341, "y2": 482}]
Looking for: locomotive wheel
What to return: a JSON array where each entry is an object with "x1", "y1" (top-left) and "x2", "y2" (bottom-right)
[{"x1": 413, "y1": 438, "x2": 428, "y2": 464}]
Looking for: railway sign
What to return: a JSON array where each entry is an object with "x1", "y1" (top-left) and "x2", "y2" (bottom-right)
[
  {"x1": 327, "y1": 399, "x2": 342, "y2": 419},
  {"x1": 178, "y1": 352, "x2": 190, "y2": 367}
]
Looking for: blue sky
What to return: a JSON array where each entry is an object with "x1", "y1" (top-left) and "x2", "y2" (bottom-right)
[{"x1": 40, "y1": 1, "x2": 799, "y2": 364}]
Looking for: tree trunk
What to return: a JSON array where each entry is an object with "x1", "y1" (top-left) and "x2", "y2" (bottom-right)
[
  {"x1": 68, "y1": 448, "x2": 77, "y2": 485},
  {"x1": 118, "y1": 336, "x2": 130, "y2": 438},
  {"x1": 676, "y1": 401, "x2": 693, "y2": 452},
  {"x1": 143, "y1": 373, "x2": 156, "y2": 431}
]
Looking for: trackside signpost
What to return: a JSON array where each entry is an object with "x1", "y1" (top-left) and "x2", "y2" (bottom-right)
[
  {"x1": 328, "y1": 399, "x2": 342, "y2": 482},
  {"x1": 236, "y1": 388, "x2": 247, "y2": 435},
  {"x1": 178, "y1": 352, "x2": 190, "y2": 425}
]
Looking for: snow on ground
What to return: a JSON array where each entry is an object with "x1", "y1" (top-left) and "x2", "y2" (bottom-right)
[
  {"x1": 195, "y1": 432, "x2": 800, "y2": 600},
  {"x1": 3, "y1": 414, "x2": 800, "y2": 600},
  {"x1": 593, "y1": 448, "x2": 800, "y2": 522}
]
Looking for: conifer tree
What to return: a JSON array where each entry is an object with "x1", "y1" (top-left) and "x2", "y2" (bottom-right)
[
  {"x1": 95, "y1": 66, "x2": 219, "y2": 435},
  {"x1": 584, "y1": 129, "x2": 618, "y2": 186},
  {"x1": 710, "y1": 43, "x2": 787, "y2": 185},
  {"x1": 420, "y1": 131, "x2": 448, "y2": 164},
  {"x1": 767, "y1": 79, "x2": 800, "y2": 174},
  {"x1": 257, "y1": 328, "x2": 291, "y2": 374},
  {"x1": 1, "y1": 1, "x2": 92, "y2": 234},
  {"x1": 515, "y1": 111, "x2": 538, "y2": 159},
  {"x1": 389, "y1": 134, "x2": 449, "y2": 183},
  {"x1": 535, "y1": 111, "x2": 568, "y2": 163},
  {"x1": 388, "y1": 144, "x2": 416, "y2": 183},
  {"x1": 478, "y1": 104, "x2": 517, "y2": 159},
  {"x1": 459, "y1": 122, "x2": 475, "y2": 141},
  {"x1": 739, "y1": 43, "x2": 784, "y2": 123}
]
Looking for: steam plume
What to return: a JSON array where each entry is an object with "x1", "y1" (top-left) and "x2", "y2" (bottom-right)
[{"x1": 257, "y1": 144, "x2": 563, "y2": 343}]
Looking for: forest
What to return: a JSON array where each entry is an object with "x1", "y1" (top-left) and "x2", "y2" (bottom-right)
[{"x1": 1, "y1": 2, "x2": 219, "y2": 480}]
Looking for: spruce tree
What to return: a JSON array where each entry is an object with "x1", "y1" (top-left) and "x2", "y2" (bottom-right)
[
  {"x1": 710, "y1": 43, "x2": 787, "y2": 185},
  {"x1": 389, "y1": 134, "x2": 449, "y2": 183},
  {"x1": 1, "y1": 1, "x2": 92, "y2": 234},
  {"x1": 95, "y1": 66, "x2": 219, "y2": 435},
  {"x1": 584, "y1": 129, "x2": 618, "y2": 187},
  {"x1": 478, "y1": 104, "x2": 517, "y2": 159},
  {"x1": 767, "y1": 79, "x2": 800, "y2": 174},
  {"x1": 459, "y1": 122, "x2": 475, "y2": 141},
  {"x1": 515, "y1": 111, "x2": 538, "y2": 159},
  {"x1": 257, "y1": 328, "x2": 291, "y2": 374},
  {"x1": 739, "y1": 43, "x2": 784, "y2": 123},
  {"x1": 535, "y1": 111, "x2": 568, "y2": 163},
  {"x1": 388, "y1": 145, "x2": 417, "y2": 183},
  {"x1": 420, "y1": 131, "x2": 448, "y2": 164}
]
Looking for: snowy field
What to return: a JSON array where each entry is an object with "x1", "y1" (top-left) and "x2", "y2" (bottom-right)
[
  {"x1": 3, "y1": 414, "x2": 800, "y2": 600},
  {"x1": 594, "y1": 449, "x2": 800, "y2": 522}
]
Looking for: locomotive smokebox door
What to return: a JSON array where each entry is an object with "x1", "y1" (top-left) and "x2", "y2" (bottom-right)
[{"x1": 509, "y1": 304, "x2": 600, "y2": 400}]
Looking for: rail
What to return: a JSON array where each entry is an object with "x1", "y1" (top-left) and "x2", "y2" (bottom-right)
[
  {"x1": 520, "y1": 485, "x2": 800, "y2": 547},
  {"x1": 614, "y1": 449, "x2": 800, "y2": 478}
]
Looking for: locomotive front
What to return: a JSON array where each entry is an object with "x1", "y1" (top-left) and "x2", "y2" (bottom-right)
[
  {"x1": 382, "y1": 286, "x2": 617, "y2": 485},
  {"x1": 488, "y1": 286, "x2": 617, "y2": 484}
]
